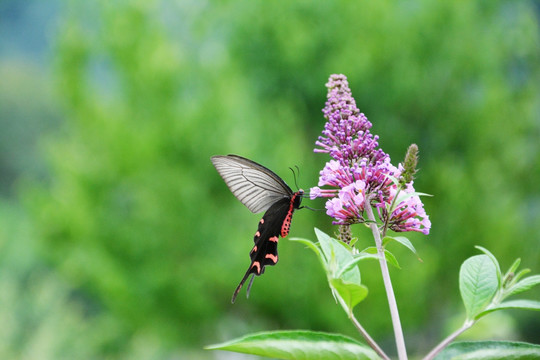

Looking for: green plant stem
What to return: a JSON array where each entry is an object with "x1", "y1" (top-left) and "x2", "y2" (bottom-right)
[
  {"x1": 335, "y1": 294, "x2": 391, "y2": 360},
  {"x1": 381, "y1": 187, "x2": 402, "y2": 238},
  {"x1": 422, "y1": 320, "x2": 474, "y2": 360},
  {"x1": 365, "y1": 197, "x2": 408, "y2": 360}
]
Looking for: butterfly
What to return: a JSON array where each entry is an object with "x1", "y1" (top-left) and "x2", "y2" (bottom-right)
[{"x1": 211, "y1": 155, "x2": 304, "y2": 303}]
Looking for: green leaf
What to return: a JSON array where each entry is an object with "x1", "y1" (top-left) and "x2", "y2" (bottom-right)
[
  {"x1": 315, "y1": 228, "x2": 336, "y2": 266},
  {"x1": 315, "y1": 228, "x2": 361, "y2": 284},
  {"x1": 513, "y1": 268, "x2": 532, "y2": 284},
  {"x1": 206, "y1": 330, "x2": 381, "y2": 360},
  {"x1": 505, "y1": 258, "x2": 521, "y2": 278},
  {"x1": 362, "y1": 247, "x2": 401, "y2": 269},
  {"x1": 383, "y1": 249, "x2": 400, "y2": 269},
  {"x1": 478, "y1": 299, "x2": 540, "y2": 317},
  {"x1": 506, "y1": 275, "x2": 540, "y2": 298},
  {"x1": 383, "y1": 235, "x2": 421, "y2": 261},
  {"x1": 336, "y1": 251, "x2": 383, "y2": 278},
  {"x1": 355, "y1": 251, "x2": 381, "y2": 262},
  {"x1": 459, "y1": 255, "x2": 499, "y2": 319},
  {"x1": 349, "y1": 237, "x2": 359, "y2": 248},
  {"x1": 330, "y1": 278, "x2": 368, "y2": 312},
  {"x1": 434, "y1": 340, "x2": 540, "y2": 360},
  {"x1": 475, "y1": 246, "x2": 502, "y2": 288},
  {"x1": 361, "y1": 246, "x2": 378, "y2": 255},
  {"x1": 334, "y1": 252, "x2": 381, "y2": 279},
  {"x1": 299, "y1": 230, "x2": 367, "y2": 308},
  {"x1": 336, "y1": 257, "x2": 366, "y2": 279},
  {"x1": 333, "y1": 239, "x2": 361, "y2": 284}
]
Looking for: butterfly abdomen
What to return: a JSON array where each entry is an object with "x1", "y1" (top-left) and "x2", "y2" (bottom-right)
[{"x1": 281, "y1": 190, "x2": 303, "y2": 237}]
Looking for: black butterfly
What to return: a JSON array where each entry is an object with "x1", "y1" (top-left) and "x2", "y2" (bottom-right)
[{"x1": 211, "y1": 155, "x2": 303, "y2": 303}]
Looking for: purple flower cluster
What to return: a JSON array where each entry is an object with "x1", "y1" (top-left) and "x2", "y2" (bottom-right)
[
  {"x1": 311, "y1": 74, "x2": 430, "y2": 235},
  {"x1": 386, "y1": 182, "x2": 431, "y2": 234},
  {"x1": 315, "y1": 75, "x2": 387, "y2": 168}
]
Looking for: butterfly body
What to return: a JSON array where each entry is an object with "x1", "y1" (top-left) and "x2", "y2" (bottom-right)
[{"x1": 211, "y1": 155, "x2": 303, "y2": 303}]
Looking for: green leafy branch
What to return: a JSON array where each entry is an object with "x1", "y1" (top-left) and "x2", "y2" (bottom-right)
[
  {"x1": 423, "y1": 246, "x2": 540, "y2": 360},
  {"x1": 207, "y1": 234, "x2": 540, "y2": 360}
]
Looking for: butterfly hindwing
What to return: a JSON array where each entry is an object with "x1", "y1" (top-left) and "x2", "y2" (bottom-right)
[
  {"x1": 232, "y1": 198, "x2": 291, "y2": 302},
  {"x1": 250, "y1": 198, "x2": 290, "y2": 267}
]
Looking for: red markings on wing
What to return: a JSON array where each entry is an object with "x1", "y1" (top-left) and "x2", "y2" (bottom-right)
[
  {"x1": 269, "y1": 236, "x2": 279, "y2": 242},
  {"x1": 259, "y1": 218, "x2": 264, "y2": 224},
  {"x1": 251, "y1": 261, "x2": 261, "y2": 274},
  {"x1": 265, "y1": 253, "x2": 278, "y2": 263},
  {"x1": 255, "y1": 231, "x2": 260, "y2": 238}
]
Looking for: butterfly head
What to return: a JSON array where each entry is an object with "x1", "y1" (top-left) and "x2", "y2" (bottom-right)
[{"x1": 293, "y1": 189, "x2": 304, "y2": 209}]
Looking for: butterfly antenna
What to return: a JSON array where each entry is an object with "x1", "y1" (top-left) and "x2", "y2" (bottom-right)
[
  {"x1": 289, "y1": 165, "x2": 301, "y2": 190},
  {"x1": 299, "y1": 205, "x2": 322, "y2": 211}
]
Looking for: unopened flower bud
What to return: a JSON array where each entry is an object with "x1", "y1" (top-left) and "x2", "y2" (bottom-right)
[{"x1": 400, "y1": 144, "x2": 418, "y2": 187}]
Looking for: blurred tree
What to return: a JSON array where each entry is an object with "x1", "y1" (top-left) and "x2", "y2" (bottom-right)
[
  {"x1": 20, "y1": 0, "x2": 540, "y2": 357},
  {"x1": 0, "y1": 203, "x2": 186, "y2": 359}
]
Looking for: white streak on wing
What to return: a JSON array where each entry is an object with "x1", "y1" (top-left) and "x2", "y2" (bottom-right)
[{"x1": 211, "y1": 155, "x2": 292, "y2": 213}]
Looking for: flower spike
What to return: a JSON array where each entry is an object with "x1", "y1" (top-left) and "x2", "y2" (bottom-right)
[{"x1": 312, "y1": 74, "x2": 430, "y2": 235}]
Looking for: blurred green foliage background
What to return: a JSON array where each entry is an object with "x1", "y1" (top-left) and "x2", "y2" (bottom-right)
[{"x1": 1, "y1": 0, "x2": 539, "y2": 358}]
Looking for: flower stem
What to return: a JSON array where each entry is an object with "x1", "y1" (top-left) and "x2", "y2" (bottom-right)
[
  {"x1": 422, "y1": 320, "x2": 474, "y2": 360},
  {"x1": 365, "y1": 196, "x2": 408, "y2": 360},
  {"x1": 335, "y1": 294, "x2": 391, "y2": 360}
]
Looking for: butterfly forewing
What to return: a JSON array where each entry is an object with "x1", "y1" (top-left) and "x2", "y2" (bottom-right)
[{"x1": 211, "y1": 155, "x2": 293, "y2": 214}]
